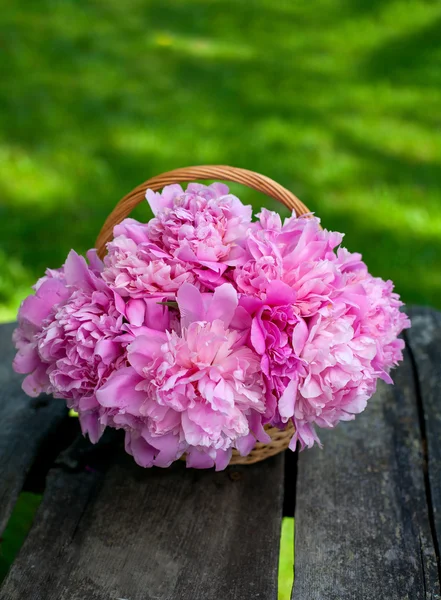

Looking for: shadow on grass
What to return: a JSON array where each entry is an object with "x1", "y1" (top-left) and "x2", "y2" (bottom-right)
[{"x1": 364, "y1": 15, "x2": 441, "y2": 88}]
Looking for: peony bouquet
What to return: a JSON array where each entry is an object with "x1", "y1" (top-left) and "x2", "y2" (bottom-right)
[{"x1": 13, "y1": 177, "x2": 410, "y2": 470}]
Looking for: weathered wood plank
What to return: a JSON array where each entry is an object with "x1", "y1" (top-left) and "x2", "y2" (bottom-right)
[
  {"x1": 406, "y1": 306, "x2": 441, "y2": 575},
  {"x1": 1, "y1": 434, "x2": 285, "y2": 600},
  {"x1": 0, "y1": 322, "x2": 68, "y2": 537},
  {"x1": 293, "y1": 312, "x2": 440, "y2": 600}
]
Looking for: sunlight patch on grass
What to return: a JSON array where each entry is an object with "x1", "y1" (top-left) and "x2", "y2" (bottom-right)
[
  {"x1": 328, "y1": 188, "x2": 441, "y2": 239},
  {"x1": 335, "y1": 115, "x2": 441, "y2": 162},
  {"x1": 0, "y1": 146, "x2": 74, "y2": 206},
  {"x1": 153, "y1": 31, "x2": 255, "y2": 60}
]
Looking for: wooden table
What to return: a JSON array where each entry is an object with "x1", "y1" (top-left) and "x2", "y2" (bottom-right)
[{"x1": 0, "y1": 306, "x2": 440, "y2": 600}]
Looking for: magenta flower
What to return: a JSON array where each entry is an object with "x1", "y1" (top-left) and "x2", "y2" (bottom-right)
[
  {"x1": 145, "y1": 183, "x2": 252, "y2": 286},
  {"x1": 97, "y1": 283, "x2": 268, "y2": 470},
  {"x1": 244, "y1": 282, "x2": 300, "y2": 421}
]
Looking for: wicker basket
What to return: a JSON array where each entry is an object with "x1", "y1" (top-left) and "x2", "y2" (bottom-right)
[{"x1": 96, "y1": 166, "x2": 311, "y2": 466}]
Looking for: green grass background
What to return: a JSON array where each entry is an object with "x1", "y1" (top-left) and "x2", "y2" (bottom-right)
[{"x1": 1, "y1": 0, "x2": 440, "y2": 596}]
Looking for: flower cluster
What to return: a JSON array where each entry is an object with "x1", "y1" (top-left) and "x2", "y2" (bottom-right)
[{"x1": 13, "y1": 182, "x2": 410, "y2": 469}]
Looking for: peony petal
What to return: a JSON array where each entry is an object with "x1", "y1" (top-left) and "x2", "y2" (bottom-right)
[
  {"x1": 208, "y1": 182, "x2": 229, "y2": 196},
  {"x1": 205, "y1": 283, "x2": 238, "y2": 328},
  {"x1": 86, "y1": 249, "x2": 104, "y2": 273},
  {"x1": 145, "y1": 430, "x2": 184, "y2": 467},
  {"x1": 186, "y1": 447, "x2": 215, "y2": 469},
  {"x1": 250, "y1": 316, "x2": 266, "y2": 355},
  {"x1": 126, "y1": 298, "x2": 146, "y2": 327},
  {"x1": 64, "y1": 250, "x2": 105, "y2": 292},
  {"x1": 13, "y1": 346, "x2": 40, "y2": 374},
  {"x1": 21, "y1": 365, "x2": 50, "y2": 397},
  {"x1": 265, "y1": 280, "x2": 296, "y2": 306},
  {"x1": 292, "y1": 318, "x2": 309, "y2": 355},
  {"x1": 96, "y1": 367, "x2": 145, "y2": 412},
  {"x1": 79, "y1": 411, "x2": 104, "y2": 444},
  {"x1": 145, "y1": 189, "x2": 166, "y2": 216},
  {"x1": 215, "y1": 448, "x2": 233, "y2": 471},
  {"x1": 143, "y1": 298, "x2": 171, "y2": 331},
  {"x1": 177, "y1": 283, "x2": 205, "y2": 328},
  {"x1": 299, "y1": 374, "x2": 323, "y2": 399},
  {"x1": 128, "y1": 334, "x2": 166, "y2": 374},
  {"x1": 290, "y1": 421, "x2": 322, "y2": 451},
  {"x1": 278, "y1": 378, "x2": 298, "y2": 421},
  {"x1": 95, "y1": 339, "x2": 120, "y2": 366},
  {"x1": 235, "y1": 432, "x2": 256, "y2": 456},
  {"x1": 248, "y1": 411, "x2": 271, "y2": 443},
  {"x1": 113, "y1": 218, "x2": 149, "y2": 244},
  {"x1": 18, "y1": 295, "x2": 52, "y2": 328},
  {"x1": 126, "y1": 432, "x2": 156, "y2": 467},
  {"x1": 63, "y1": 250, "x2": 90, "y2": 288}
]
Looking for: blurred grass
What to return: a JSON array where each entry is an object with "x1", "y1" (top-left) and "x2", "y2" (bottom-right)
[
  {"x1": 279, "y1": 518, "x2": 295, "y2": 600},
  {"x1": 1, "y1": 0, "x2": 441, "y2": 320},
  {"x1": 1, "y1": 0, "x2": 441, "y2": 595}
]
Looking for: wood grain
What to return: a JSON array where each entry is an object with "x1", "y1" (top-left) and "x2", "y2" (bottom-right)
[
  {"x1": 293, "y1": 310, "x2": 441, "y2": 599},
  {"x1": 0, "y1": 322, "x2": 68, "y2": 538},
  {"x1": 406, "y1": 307, "x2": 441, "y2": 578},
  {"x1": 1, "y1": 435, "x2": 285, "y2": 600}
]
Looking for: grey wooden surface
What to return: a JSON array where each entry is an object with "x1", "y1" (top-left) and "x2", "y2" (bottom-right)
[
  {"x1": 407, "y1": 307, "x2": 441, "y2": 567},
  {"x1": 293, "y1": 308, "x2": 441, "y2": 600},
  {"x1": 0, "y1": 322, "x2": 67, "y2": 538},
  {"x1": 1, "y1": 307, "x2": 441, "y2": 600},
  {"x1": 1, "y1": 436, "x2": 284, "y2": 600}
]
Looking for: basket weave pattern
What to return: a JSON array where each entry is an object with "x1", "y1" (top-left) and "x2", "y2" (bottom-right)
[{"x1": 96, "y1": 166, "x2": 310, "y2": 465}]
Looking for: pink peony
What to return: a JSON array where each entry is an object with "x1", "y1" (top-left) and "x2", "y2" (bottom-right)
[
  {"x1": 97, "y1": 283, "x2": 268, "y2": 470},
  {"x1": 14, "y1": 249, "x2": 173, "y2": 443},
  {"x1": 40, "y1": 251, "x2": 173, "y2": 442},
  {"x1": 34, "y1": 251, "x2": 126, "y2": 442},
  {"x1": 246, "y1": 282, "x2": 306, "y2": 425},
  {"x1": 145, "y1": 183, "x2": 252, "y2": 286},
  {"x1": 12, "y1": 182, "x2": 411, "y2": 469},
  {"x1": 235, "y1": 210, "x2": 410, "y2": 449},
  {"x1": 102, "y1": 218, "x2": 199, "y2": 298},
  {"x1": 234, "y1": 209, "x2": 343, "y2": 316},
  {"x1": 277, "y1": 271, "x2": 410, "y2": 450},
  {"x1": 13, "y1": 268, "x2": 70, "y2": 397}
]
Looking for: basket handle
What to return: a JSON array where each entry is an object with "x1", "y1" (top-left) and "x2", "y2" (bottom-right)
[{"x1": 95, "y1": 165, "x2": 310, "y2": 258}]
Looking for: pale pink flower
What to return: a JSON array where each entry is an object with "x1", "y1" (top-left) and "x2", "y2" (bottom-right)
[
  {"x1": 102, "y1": 219, "x2": 198, "y2": 298},
  {"x1": 277, "y1": 272, "x2": 410, "y2": 450},
  {"x1": 145, "y1": 183, "x2": 252, "y2": 287},
  {"x1": 234, "y1": 209, "x2": 344, "y2": 315},
  {"x1": 234, "y1": 210, "x2": 410, "y2": 449}
]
